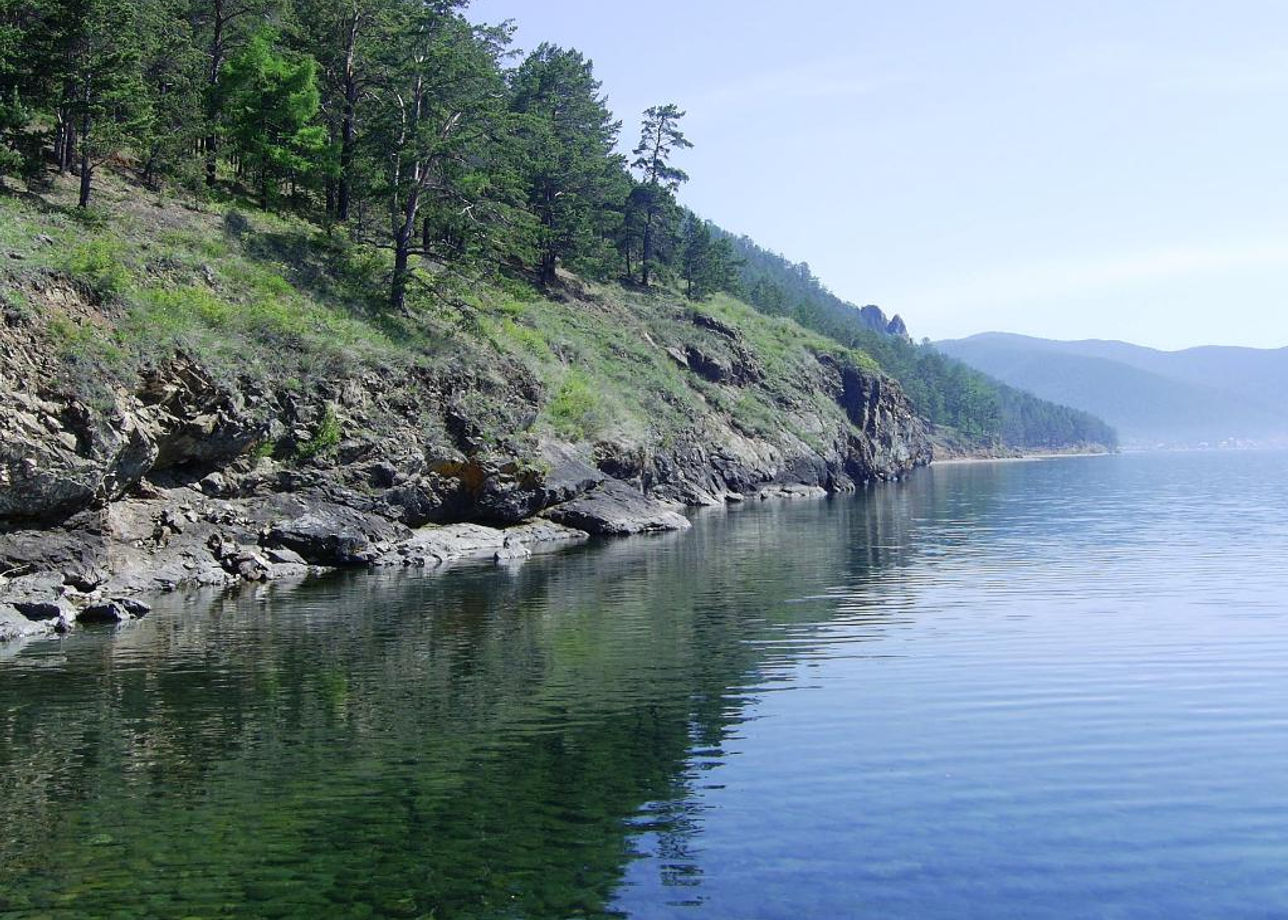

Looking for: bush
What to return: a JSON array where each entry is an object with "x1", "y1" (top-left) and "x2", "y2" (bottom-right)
[
  {"x1": 547, "y1": 371, "x2": 601, "y2": 440},
  {"x1": 63, "y1": 239, "x2": 131, "y2": 296},
  {"x1": 299, "y1": 404, "x2": 342, "y2": 458}
]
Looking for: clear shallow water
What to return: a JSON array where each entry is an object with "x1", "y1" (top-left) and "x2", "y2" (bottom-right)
[{"x1": 2, "y1": 451, "x2": 1288, "y2": 918}]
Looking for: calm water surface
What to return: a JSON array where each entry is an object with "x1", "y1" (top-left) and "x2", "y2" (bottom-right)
[{"x1": 2, "y1": 451, "x2": 1288, "y2": 918}]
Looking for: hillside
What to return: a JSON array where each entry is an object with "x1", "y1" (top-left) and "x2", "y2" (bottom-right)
[
  {"x1": 0, "y1": 173, "x2": 941, "y2": 622},
  {"x1": 937, "y1": 333, "x2": 1288, "y2": 447},
  {"x1": 712, "y1": 227, "x2": 1118, "y2": 451}
]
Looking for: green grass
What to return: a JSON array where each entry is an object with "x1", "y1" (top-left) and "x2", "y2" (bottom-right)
[{"x1": 4, "y1": 172, "x2": 907, "y2": 462}]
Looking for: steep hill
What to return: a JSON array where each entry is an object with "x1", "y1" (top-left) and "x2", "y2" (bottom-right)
[
  {"x1": 0, "y1": 175, "x2": 938, "y2": 619},
  {"x1": 712, "y1": 227, "x2": 1118, "y2": 451},
  {"x1": 937, "y1": 333, "x2": 1288, "y2": 447}
]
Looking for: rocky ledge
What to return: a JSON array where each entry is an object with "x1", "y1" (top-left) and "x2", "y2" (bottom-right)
[{"x1": 0, "y1": 273, "x2": 933, "y2": 641}]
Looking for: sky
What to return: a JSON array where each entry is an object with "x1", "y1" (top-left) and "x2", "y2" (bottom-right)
[{"x1": 467, "y1": 0, "x2": 1288, "y2": 351}]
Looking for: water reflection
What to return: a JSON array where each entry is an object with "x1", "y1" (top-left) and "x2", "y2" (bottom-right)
[
  {"x1": 0, "y1": 479, "x2": 946, "y2": 919},
  {"x1": 5, "y1": 453, "x2": 1286, "y2": 918}
]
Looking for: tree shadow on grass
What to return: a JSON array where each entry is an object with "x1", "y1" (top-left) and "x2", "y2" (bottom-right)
[{"x1": 221, "y1": 212, "x2": 423, "y2": 339}]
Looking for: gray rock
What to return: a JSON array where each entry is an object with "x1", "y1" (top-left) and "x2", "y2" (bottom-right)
[
  {"x1": 0, "y1": 604, "x2": 54, "y2": 642},
  {"x1": 79, "y1": 600, "x2": 133, "y2": 623},
  {"x1": 756, "y1": 484, "x2": 828, "y2": 500},
  {"x1": 502, "y1": 520, "x2": 590, "y2": 550},
  {"x1": 264, "y1": 546, "x2": 306, "y2": 565},
  {"x1": 12, "y1": 599, "x2": 66, "y2": 620},
  {"x1": 199, "y1": 472, "x2": 228, "y2": 496},
  {"x1": 543, "y1": 479, "x2": 691, "y2": 536},
  {"x1": 265, "y1": 507, "x2": 405, "y2": 566},
  {"x1": 236, "y1": 553, "x2": 272, "y2": 581},
  {"x1": 266, "y1": 562, "x2": 312, "y2": 580},
  {"x1": 0, "y1": 572, "x2": 75, "y2": 628}
]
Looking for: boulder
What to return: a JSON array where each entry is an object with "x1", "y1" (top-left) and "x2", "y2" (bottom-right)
[
  {"x1": 543, "y1": 479, "x2": 691, "y2": 536},
  {"x1": 79, "y1": 601, "x2": 133, "y2": 623},
  {"x1": 0, "y1": 604, "x2": 56, "y2": 642},
  {"x1": 266, "y1": 515, "x2": 376, "y2": 566}
]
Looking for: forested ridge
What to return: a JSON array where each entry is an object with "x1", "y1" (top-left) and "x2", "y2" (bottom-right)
[
  {"x1": 715, "y1": 229, "x2": 1118, "y2": 448},
  {"x1": 0, "y1": 0, "x2": 1113, "y2": 451}
]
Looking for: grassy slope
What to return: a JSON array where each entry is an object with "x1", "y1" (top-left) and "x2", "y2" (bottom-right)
[{"x1": 0, "y1": 174, "x2": 888, "y2": 464}]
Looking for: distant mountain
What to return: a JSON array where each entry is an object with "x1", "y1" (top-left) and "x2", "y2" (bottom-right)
[{"x1": 935, "y1": 333, "x2": 1288, "y2": 447}]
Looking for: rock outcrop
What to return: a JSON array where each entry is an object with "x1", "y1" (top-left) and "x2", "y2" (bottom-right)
[{"x1": 0, "y1": 269, "x2": 931, "y2": 640}]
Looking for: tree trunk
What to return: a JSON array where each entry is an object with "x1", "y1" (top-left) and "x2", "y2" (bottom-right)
[
  {"x1": 76, "y1": 85, "x2": 92, "y2": 208},
  {"x1": 391, "y1": 231, "x2": 411, "y2": 312},
  {"x1": 205, "y1": 0, "x2": 227, "y2": 187},
  {"x1": 336, "y1": 13, "x2": 360, "y2": 222},
  {"x1": 54, "y1": 117, "x2": 67, "y2": 174},
  {"x1": 143, "y1": 147, "x2": 160, "y2": 188},
  {"x1": 641, "y1": 211, "x2": 654, "y2": 286},
  {"x1": 391, "y1": 189, "x2": 421, "y2": 313},
  {"x1": 60, "y1": 115, "x2": 77, "y2": 175}
]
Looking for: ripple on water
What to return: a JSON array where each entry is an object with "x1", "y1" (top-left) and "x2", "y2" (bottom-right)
[{"x1": 2, "y1": 451, "x2": 1288, "y2": 919}]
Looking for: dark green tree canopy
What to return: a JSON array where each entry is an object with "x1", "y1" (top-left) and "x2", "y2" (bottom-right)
[
  {"x1": 0, "y1": 2, "x2": 724, "y2": 303},
  {"x1": 509, "y1": 43, "x2": 622, "y2": 283}
]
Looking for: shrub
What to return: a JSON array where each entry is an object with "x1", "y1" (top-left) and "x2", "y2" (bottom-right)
[{"x1": 64, "y1": 239, "x2": 131, "y2": 296}]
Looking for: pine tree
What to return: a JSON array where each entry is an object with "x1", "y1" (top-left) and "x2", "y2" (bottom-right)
[
  {"x1": 190, "y1": 0, "x2": 276, "y2": 187},
  {"x1": 681, "y1": 217, "x2": 741, "y2": 299},
  {"x1": 137, "y1": 0, "x2": 204, "y2": 188},
  {"x1": 368, "y1": 2, "x2": 506, "y2": 311},
  {"x1": 0, "y1": 0, "x2": 35, "y2": 180},
  {"x1": 509, "y1": 43, "x2": 622, "y2": 284},
  {"x1": 64, "y1": 0, "x2": 153, "y2": 207},
  {"x1": 291, "y1": 0, "x2": 400, "y2": 221},
  {"x1": 218, "y1": 27, "x2": 326, "y2": 210},
  {"x1": 630, "y1": 103, "x2": 691, "y2": 286}
]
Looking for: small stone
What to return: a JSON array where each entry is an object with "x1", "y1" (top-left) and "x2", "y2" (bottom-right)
[{"x1": 237, "y1": 556, "x2": 270, "y2": 582}]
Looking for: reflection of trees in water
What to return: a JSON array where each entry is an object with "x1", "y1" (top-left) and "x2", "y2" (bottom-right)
[{"x1": 0, "y1": 471, "x2": 1008, "y2": 918}]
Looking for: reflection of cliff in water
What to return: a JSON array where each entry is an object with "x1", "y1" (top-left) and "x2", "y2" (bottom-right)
[{"x1": 0, "y1": 470, "x2": 1008, "y2": 919}]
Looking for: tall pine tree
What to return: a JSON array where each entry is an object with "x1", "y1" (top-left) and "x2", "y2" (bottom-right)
[
  {"x1": 218, "y1": 27, "x2": 326, "y2": 210},
  {"x1": 509, "y1": 43, "x2": 622, "y2": 284},
  {"x1": 629, "y1": 103, "x2": 691, "y2": 286}
]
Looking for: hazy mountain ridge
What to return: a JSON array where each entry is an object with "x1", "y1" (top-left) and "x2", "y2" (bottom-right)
[{"x1": 936, "y1": 332, "x2": 1288, "y2": 447}]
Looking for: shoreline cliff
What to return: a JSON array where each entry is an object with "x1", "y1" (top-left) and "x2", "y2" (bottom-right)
[{"x1": 1, "y1": 257, "x2": 931, "y2": 642}]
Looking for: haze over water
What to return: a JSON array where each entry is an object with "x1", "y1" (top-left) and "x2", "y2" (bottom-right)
[{"x1": 3, "y1": 451, "x2": 1287, "y2": 918}]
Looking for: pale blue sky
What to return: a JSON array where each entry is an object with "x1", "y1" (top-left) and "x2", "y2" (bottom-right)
[{"x1": 469, "y1": 1, "x2": 1288, "y2": 350}]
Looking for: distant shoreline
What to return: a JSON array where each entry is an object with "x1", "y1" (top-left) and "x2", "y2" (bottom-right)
[{"x1": 931, "y1": 449, "x2": 1113, "y2": 466}]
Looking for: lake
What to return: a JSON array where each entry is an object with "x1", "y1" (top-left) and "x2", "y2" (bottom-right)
[{"x1": 2, "y1": 451, "x2": 1287, "y2": 919}]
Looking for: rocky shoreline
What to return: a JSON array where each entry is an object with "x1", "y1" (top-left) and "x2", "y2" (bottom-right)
[
  {"x1": 1, "y1": 274, "x2": 934, "y2": 644},
  {"x1": 0, "y1": 473, "x2": 864, "y2": 644}
]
